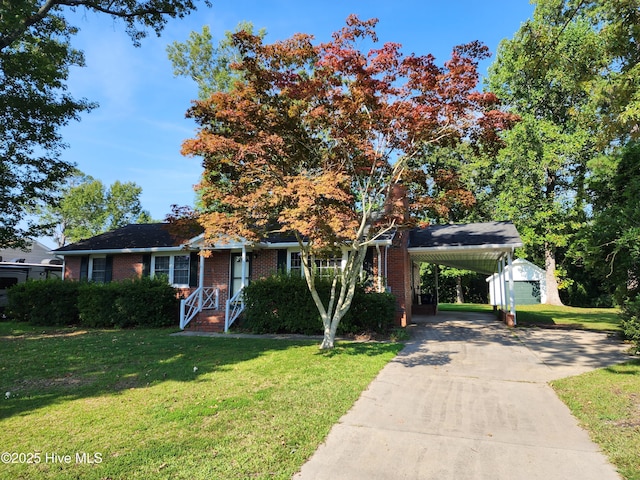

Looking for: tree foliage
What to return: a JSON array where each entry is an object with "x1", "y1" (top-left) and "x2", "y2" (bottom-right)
[
  {"x1": 182, "y1": 15, "x2": 514, "y2": 348},
  {"x1": 0, "y1": 0, "x2": 208, "y2": 248},
  {"x1": 37, "y1": 171, "x2": 152, "y2": 246},
  {"x1": 167, "y1": 21, "x2": 266, "y2": 99},
  {"x1": 484, "y1": 7, "x2": 604, "y2": 305}
]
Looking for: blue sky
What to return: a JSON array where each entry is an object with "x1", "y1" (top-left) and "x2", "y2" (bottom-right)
[{"x1": 52, "y1": 0, "x2": 535, "y2": 246}]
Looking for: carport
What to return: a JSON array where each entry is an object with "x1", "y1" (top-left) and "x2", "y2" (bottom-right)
[{"x1": 407, "y1": 221, "x2": 524, "y2": 324}]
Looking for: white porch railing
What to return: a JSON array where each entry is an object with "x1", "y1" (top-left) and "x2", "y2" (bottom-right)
[
  {"x1": 179, "y1": 286, "x2": 219, "y2": 330},
  {"x1": 225, "y1": 288, "x2": 245, "y2": 332}
]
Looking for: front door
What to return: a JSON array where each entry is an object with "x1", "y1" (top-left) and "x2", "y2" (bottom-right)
[{"x1": 230, "y1": 252, "x2": 251, "y2": 298}]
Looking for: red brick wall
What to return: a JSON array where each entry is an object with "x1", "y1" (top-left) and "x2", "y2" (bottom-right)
[
  {"x1": 64, "y1": 256, "x2": 82, "y2": 281},
  {"x1": 203, "y1": 251, "x2": 231, "y2": 303},
  {"x1": 112, "y1": 253, "x2": 143, "y2": 281},
  {"x1": 64, "y1": 254, "x2": 144, "y2": 281},
  {"x1": 252, "y1": 249, "x2": 277, "y2": 280},
  {"x1": 386, "y1": 231, "x2": 412, "y2": 327}
]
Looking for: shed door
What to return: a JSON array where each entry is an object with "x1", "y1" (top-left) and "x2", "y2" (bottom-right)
[{"x1": 514, "y1": 280, "x2": 541, "y2": 304}]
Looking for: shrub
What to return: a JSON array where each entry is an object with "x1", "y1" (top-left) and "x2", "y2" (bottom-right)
[
  {"x1": 6, "y1": 279, "x2": 80, "y2": 325},
  {"x1": 7, "y1": 277, "x2": 178, "y2": 328},
  {"x1": 242, "y1": 273, "x2": 396, "y2": 335},
  {"x1": 620, "y1": 297, "x2": 640, "y2": 354},
  {"x1": 78, "y1": 277, "x2": 179, "y2": 328},
  {"x1": 114, "y1": 276, "x2": 179, "y2": 328},
  {"x1": 77, "y1": 282, "x2": 122, "y2": 327}
]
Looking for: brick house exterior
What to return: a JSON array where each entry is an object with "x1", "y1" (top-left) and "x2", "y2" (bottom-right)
[{"x1": 54, "y1": 221, "x2": 523, "y2": 331}]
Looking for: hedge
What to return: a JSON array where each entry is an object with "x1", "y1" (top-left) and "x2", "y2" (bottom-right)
[
  {"x1": 621, "y1": 296, "x2": 640, "y2": 354},
  {"x1": 5, "y1": 278, "x2": 80, "y2": 326},
  {"x1": 241, "y1": 273, "x2": 396, "y2": 335},
  {"x1": 6, "y1": 277, "x2": 179, "y2": 328}
]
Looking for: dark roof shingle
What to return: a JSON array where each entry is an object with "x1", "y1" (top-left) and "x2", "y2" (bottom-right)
[
  {"x1": 54, "y1": 223, "x2": 202, "y2": 252},
  {"x1": 409, "y1": 221, "x2": 522, "y2": 248}
]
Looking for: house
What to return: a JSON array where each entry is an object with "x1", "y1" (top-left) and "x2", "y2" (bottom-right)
[
  {"x1": 0, "y1": 239, "x2": 62, "y2": 265},
  {"x1": 53, "y1": 221, "x2": 523, "y2": 331},
  {"x1": 486, "y1": 258, "x2": 547, "y2": 306}
]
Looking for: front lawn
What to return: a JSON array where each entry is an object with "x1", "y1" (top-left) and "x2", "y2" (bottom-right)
[
  {"x1": 552, "y1": 361, "x2": 640, "y2": 480},
  {"x1": 0, "y1": 322, "x2": 402, "y2": 479}
]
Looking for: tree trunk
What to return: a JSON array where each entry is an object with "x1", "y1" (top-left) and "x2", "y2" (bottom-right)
[
  {"x1": 301, "y1": 244, "x2": 366, "y2": 350},
  {"x1": 455, "y1": 276, "x2": 464, "y2": 304},
  {"x1": 544, "y1": 244, "x2": 564, "y2": 306}
]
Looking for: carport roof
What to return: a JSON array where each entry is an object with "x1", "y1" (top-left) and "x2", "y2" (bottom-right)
[{"x1": 408, "y1": 221, "x2": 523, "y2": 274}]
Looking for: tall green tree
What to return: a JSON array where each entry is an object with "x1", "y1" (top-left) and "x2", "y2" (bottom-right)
[
  {"x1": 38, "y1": 172, "x2": 152, "y2": 246},
  {"x1": 167, "y1": 21, "x2": 266, "y2": 99},
  {"x1": 0, "y1": 0, "x2": 209, "y2": 249},
  {"x1": 485, "y1": 9, "x2": 604, "y2": 305},
  {"x1": 579, "y1": 142, "x2": 640, "y2": 303},
  {"x1": 531, "y1": 0, "x2": 640, "y2": 143}
]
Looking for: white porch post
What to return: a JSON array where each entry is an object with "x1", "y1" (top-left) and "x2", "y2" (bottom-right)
[
  {"x1": 241, "y1": 245, "x2": 247, "y2": 289},
  {"x1": 507, "y1": 250, "x2": 517, "y2": 325},
  {"x1": 198, "y1": 251, "x2": 205, "y2": 306}
]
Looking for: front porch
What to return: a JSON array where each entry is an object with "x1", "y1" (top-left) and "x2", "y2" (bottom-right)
[{"x1": 179, "y1": 242, "x2": 251, "y2": 332}]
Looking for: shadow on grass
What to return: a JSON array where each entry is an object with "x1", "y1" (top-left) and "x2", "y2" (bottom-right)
[
  {"x1": 316, "y1": 342, "x2": 403, "y2": 358},
  {"x1": 515, "y1": 306, "x2": 621, "y2": 332},
  {"x1": 0, "y1": 323, "x2": 400, "y2": 420},
  {"x1": 605, "y1": 360, "x2": 640, "y2": 375}
]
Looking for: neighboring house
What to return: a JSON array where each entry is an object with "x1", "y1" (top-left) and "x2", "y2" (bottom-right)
[
  {"x1": 486, "y1": 258, "x2": 547, "y2": 306},
  {"x1": 0, "y1": 240, "x2": 63, "y2": 307},
  {"x1": 53, "y1": 221, "x2": 524, "y2": 331},
  {"x1": 0, "y1": 239, "x2": 61, "y2": 264}
]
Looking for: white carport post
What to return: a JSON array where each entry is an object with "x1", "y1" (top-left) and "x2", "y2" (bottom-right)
[
  {"x1": 498, "y1": 256, "x2": 506, "y2": 314},
  {"x1": 507, "y1": 250, "x2": 517, "y2": 325}
]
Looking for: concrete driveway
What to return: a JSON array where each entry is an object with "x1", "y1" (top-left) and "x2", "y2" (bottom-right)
[{"x1": 294, "y1": 311, "x2": 632, "y2": 480}]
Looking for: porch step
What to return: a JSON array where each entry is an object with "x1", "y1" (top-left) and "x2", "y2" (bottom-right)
[{"x1": 185, "y1": 309, "x2": 225, "y2": 332}]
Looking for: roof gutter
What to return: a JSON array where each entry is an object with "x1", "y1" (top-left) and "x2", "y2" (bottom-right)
[{"x1": 407, "y1": 242, "x2": 523, "y2": 254}]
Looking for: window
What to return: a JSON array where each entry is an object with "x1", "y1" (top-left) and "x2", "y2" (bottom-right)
[
  {"x1": 288, "y1": 251, "x2": 343, "y2": 278},
  {"x1": 152, "y1": 254, "x2": 191, "y2": 286},
  {"x1": 90, "y1": 256, "x2": 107, "y2": 283},
  {"x1": 173, "y1": 255, "x2": 190, "y2": 285}
]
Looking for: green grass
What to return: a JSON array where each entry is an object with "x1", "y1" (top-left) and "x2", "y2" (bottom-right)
[
  {"x1": 439, "y1": 302, "x2": 622, "y2": 331},
  {"x1": 0, "y1": 322, "x2": 402, "y2": 479},
  {"x1": 514, "y1": 304, "x2": 622, "y2": 331},
  {"x1": 552, "y1": 361, "x2": 640, "y2": 480}
]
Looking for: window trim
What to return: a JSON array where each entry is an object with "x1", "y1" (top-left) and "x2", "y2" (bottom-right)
[
  {"x1": 151, "y1": 253, "x2": 191, "y2": 287},
  {"x1": 88, "y1": 255, "x2": 107, "y2": 283},
  {"x1": 287, "y1": 249, "x2": 346, "y2": 278}
]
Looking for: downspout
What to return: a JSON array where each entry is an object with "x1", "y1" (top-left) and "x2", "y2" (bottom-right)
[{"x1": 385, "y1": 245, "x2": 389, "y2": 292}]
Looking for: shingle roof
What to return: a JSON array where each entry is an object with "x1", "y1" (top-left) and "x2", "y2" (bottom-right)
[
  {"x1": 54, "y1": 223, "x2": 202, "y2": 252},
  {"x1": 409, "y1": 221, "x2": 522, "y2": 248},
  {"x1": 407, "y1": 222, "x2": 523, "y2": 274}
]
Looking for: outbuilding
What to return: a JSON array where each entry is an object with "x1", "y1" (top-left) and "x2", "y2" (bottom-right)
[{"x1": 486, "y1": 258, "x2": 546, "y2": 306}]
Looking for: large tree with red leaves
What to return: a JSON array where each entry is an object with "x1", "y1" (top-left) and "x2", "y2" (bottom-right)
[{"x1": 182, "y1": 15, "x2": 515, "y2": 348}]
